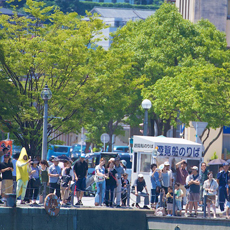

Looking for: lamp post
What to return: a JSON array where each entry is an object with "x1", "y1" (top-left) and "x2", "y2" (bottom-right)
[
  {"x1": 41, "y1": 84, "x2": 52, "y2": 160},
  {"x1": 141, "y1": 99, "x2": 152, "y2": 136}
]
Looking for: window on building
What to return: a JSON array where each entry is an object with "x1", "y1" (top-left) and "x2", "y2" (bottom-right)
[
  {"x1": 140, "y1": 153, "x2": 151, "y2": 172},
  {"x1": 228, "y1": 0, "x2": 230, "y2": 19}
]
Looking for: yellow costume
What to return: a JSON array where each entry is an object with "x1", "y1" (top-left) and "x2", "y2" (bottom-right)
[{"x1": 16, "y1": 147, "x2": 29, "y2": 199}]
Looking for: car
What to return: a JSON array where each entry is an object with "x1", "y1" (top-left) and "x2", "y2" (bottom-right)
[
  {"x1": 70, "y1": 144, "x2": 90, "y2": 161},
  {"x1": 106, "y1": 145, "x2": 129, "y2": 153},
  {"x1": 83, "y1": 152, "x2": 132, "y2": 196},
  {"x1": 46, "y1": 145, "x2": 71, "y2": 161}
]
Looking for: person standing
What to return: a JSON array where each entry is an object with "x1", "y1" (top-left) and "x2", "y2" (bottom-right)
[
  {"x1": 161, "y1": 163, "x2": 171, "y2": 194},
  {"x1": 48, "y1": 157, "x2": 61, "y2": 199},
  {"x1": 203, "y1": 171, "x2": 218, "y2": 218},
  {"x1": 217, "y1": 162, "x2": 229, "y2": 211},
  {"x1": 187, "y1": 166, "x2": 200, "y2": 217},
  {"x1": 200, "y1": 162, "x2": 208, "y2": 206},
  {"x1": 73, "y1": 153, "x2": 88, "y2": 206},
  {"x1": 16, "y1": 148, "x2": 31, "y2": 204},
  {"x1": 150, "y1": 163, "x2": 161, "y2": 208},
  {"x1": 0, "y1": 154, "x2": 13, "y2": 203},
  {"x1": 176, "y1": 160, "x2": 188, "y2": 206},
  {"x1": 12, "y1": 153, "x2": 19, "y2": 194},
  {"x1": 29, "y1": 159, "x2": 40, "y2": 205},
  {"x1": 94, "y1": 158, "x2": 107, "y2": 206},
  {"x1": 105, "y1": 160, "x2": 117, "y2": 207},
  {"x1": 114, "y1": 156, "x2": 125, "y2": 208},
  {"x1": 39, "y1": 160, "x2": 49, "y2": 204}
]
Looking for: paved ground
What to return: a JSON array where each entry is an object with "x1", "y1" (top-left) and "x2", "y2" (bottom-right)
[{"x1": 0, "y1": 193, "x2": 228, "y2": 220}]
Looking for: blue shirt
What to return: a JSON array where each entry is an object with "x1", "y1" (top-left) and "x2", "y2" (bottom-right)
[
  {"x1": 217, "y1": 170, "x2": 229, "y2": 187},
  {"x1": 48, "y1": 164, "x2": 61, "y2": 183},
  {"x1": 150, "y1": 171, "x2": 161, "y2": 189}
]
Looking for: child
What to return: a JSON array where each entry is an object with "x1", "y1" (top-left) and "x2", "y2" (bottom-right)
[
  {"x1": 175, "y1": 182, "x2": 183, "y2": 216},
  {"x1": 166, "y1": 186, "x2": 173, "y2": 216},
  {"x1": 121, "y1": 173, "x2": 129, "y2": 206},
  {"x1": 60, "y1": 166, "x2": 72, "y2": 205},
  {"x1": 226, "y1": 179, "x2": 230, "y2": 219}
]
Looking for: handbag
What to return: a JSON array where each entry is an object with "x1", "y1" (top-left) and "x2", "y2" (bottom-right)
[{"x1": 94, "y1": 175, "x2": 105, "y2": 183}]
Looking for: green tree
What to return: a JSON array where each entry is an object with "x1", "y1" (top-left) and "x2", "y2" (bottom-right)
[
  {"x1": 110, "y1": 3, "x2": 229, "y2": 142},
  {"x1": 0, "y1": 0, "x2": 108, "y2": 157}
]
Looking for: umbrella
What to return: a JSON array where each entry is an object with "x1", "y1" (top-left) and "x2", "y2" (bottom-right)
[
  {"x1": 56, "y1": 155, "x2": 72, "y2": 163},
  {"x1": 208, "y1": 159, "x2": 228, "y2": 165}
]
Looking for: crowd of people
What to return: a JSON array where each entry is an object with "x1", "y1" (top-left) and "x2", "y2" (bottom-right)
[
  {"x1": 147, "y1": 160, "x2": 230, "y2": 218},
  {"x1": 1, "y1": 147, "x2": 230, "y2": 219}
]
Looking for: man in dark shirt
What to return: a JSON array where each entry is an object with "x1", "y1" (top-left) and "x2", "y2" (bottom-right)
[
  {"x1": 217, "y1": 162, "x2": 229, "y2": 211},
  {"x1": 73, "y1": 153, "x2": 88, "y2": 205},
  {"x1": 0, "y1": 154, "x2": 13, "y2": 201},
  {"x1": 134, "y1": 174, "x2": 149, "y2": 209},
  {"x1": 200, "y1": 162, "x2": 208, "y2": 205},
  {"x1": 176, "y1": 160, "x2": 188, "y2": 206}
]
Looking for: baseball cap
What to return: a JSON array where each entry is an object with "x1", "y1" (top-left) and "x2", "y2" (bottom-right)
[
  {"x1": 80, "y1": 153, "x2": 86, "y2": 158},
  {"x1": 115, "y1": 156, "x2": 120, "y2": 161},
  {"x1": 138, "y1": 173, "x2": 144, "y2": 178},
  {"x1": 121, "y1": 160, "x2": 127, "y2": 167},
  {"x1": 191, "y1": 166, "x2": 198, "y2": 171},
  {"x1": 223, "y1": 162, "x2": 229, "y2": 166},
  {"x1": 53, "y1": 157, "x2": 59, "y2": 162},
  {"x1": 164, "y1": 161, "x2": 170, "y2": 166}
]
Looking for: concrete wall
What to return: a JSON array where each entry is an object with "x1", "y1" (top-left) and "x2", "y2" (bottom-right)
[
  {"x1": 147, "y1": 215, "x2": 230, "y2": 230},
  {"x1": 226, "y1": 19, "x2": 230, "y2": 47},
  {"x1": 0, "y1": 207, "x2": 151, "y2": 230}
]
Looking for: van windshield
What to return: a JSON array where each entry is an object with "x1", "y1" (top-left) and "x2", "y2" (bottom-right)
[
  {"x1": 73, "y1": 145, "x2": 86, "y2": 152},
  {"x1": 53, "y1": 146, "x2": 68, "y2": 153},
  {"x1": 101, "y1": 153, "x2": 118, "y2": 165}
]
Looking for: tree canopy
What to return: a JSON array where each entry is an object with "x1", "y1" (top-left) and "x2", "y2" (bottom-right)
[{"x1": 110, "y1": 3, "x2": 230, "y2": 154}]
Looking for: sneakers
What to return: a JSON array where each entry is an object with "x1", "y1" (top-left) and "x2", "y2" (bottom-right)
[
  {"x1": 135, "y1": 203, "x2": 141, "y2": 209},
  {"x1": 0, "y1": 200, "x2": 4, "y2": 204},
  {"x1": 166, "y1": 214, "x2": 172, "y2": 217},
  {"x1": 116, "y1": 205, "x2": 121, "y2": 208},
  {"x1": 75, "y1": 200, "x2": 83, "y2": 206},
  {"x1": 143, "y1": 205, "x2": 150, "y2": 209}
]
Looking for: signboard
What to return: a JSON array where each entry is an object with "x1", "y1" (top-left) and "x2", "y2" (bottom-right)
[
  {"x1": 0, "y1": 140, "x2": 13, "y2": 155},
  {"x1": 100, "y1": 133, "x2": 110, "y2": 143},
  {"x1": 133, "y1": 135, "x2": 202, "y2": 158}
]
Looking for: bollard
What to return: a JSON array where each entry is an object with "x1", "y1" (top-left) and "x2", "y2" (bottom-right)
[
  {"x1": 71, "y1": 183, "x2": 75, "y2": 205},
  {"x1": 127, "y1": 184, "x2": 130, "y2": 207},
  {"x1": 160, "y1": 190, "x2": 163, "y2": 207},
  {"x1": 203, "y1": 195, "x2": 207, "y2": 218}
]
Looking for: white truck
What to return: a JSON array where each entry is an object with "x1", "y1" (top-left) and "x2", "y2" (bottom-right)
[{"x1": 131, "y1": 135, "x2": 203, "y2": 190}]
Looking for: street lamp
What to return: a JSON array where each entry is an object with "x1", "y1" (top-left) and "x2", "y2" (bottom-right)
[
  {"x1": 141, "y1": 99, "x2": 152, "y2": 136},
  {"x1": 41, "y1": 84, "x2": 52, "y2": 160}
]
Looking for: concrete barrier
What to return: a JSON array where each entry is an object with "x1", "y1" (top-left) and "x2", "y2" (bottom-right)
[
  {"x1": 0, "y1": 207, "x2": 152, "y2": 230},
  {"x1": 147, "y1": 215, "x2": 230, "y2": 230}
]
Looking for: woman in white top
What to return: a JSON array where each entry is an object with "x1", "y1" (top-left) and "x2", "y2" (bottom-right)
[
  {"x1": 203, "y1": 171, "x2": 218, "y2": 218},
  {"x1": 94, "y1": 158, "x2": 108, "y2": 206}
]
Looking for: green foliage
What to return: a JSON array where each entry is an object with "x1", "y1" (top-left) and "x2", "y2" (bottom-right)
[
  {"x1": 210, "y1": 152, "x2": 218, "y2": 160},
  {"x1": 0, "y1": 0, "x2": 110, "y2": 156}
]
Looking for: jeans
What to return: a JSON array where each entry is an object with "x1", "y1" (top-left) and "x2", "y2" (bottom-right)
[
  {"x1": 115, "y1": 179, "x2": 122, "y2": 205},
  {"x1": 136, "y1": 192, "x2": 149, "y2": 205},
  {"x1": 176, "y1": 199, "x2": 182, "y2": 211},
  {"x1": 105, "y1": 184, "x2": 116, "y2": 206},
  {"x1": 95, "y1": 180, "x2": 105, "y2": 205},
  {"x1": 151, "y1": 189, "x2": 160, "y2": 204}
]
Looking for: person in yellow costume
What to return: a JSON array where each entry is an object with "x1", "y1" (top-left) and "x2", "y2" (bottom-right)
[{"x1": 16, "y1": 147, "x2": 31, "y2": 204}]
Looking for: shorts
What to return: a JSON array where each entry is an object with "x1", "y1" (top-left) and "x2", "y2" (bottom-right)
[
  {"x1": 226, "y1": 201, "x2": 230, "y2": 208},
  {"x1": 206, "y1": 195, "x2": 215, "y2": 203},
  {"x1": 76, "y1": 178, "x2": 86, "y2": 192},
  {"x1": 167, "y1": 203, "x2": 173, "y2": 211},
  {"x1": 188, "y1": 192, "x2": 199, "y2": 202},
  {"x1": 2, "y1": 179, "x2": 13, "y2": 194},
  {"x1": 176, "y1": 200, "x2": 182, "y2": 210}
]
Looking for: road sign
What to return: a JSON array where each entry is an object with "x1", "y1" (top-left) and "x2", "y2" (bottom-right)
[{"x1": 100, "y1": 133, "x2": 110, "y2": 143}]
